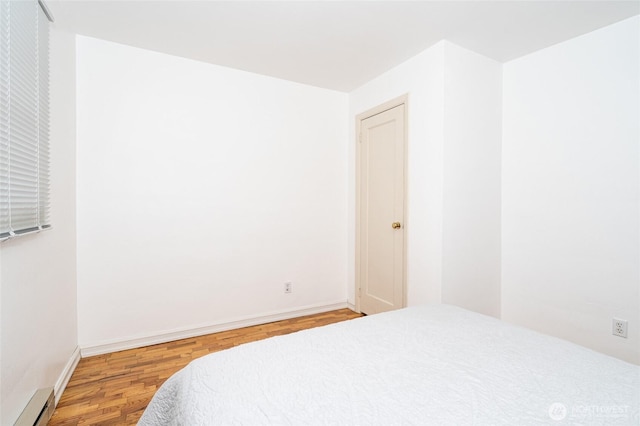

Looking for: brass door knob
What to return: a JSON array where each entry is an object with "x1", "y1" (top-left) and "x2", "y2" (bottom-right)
[{"x1": 391, "y1": 222, "x2": 401, "y2": 229}]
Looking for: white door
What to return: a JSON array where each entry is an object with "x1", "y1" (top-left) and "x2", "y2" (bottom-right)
[{"x1": 357, "y1": 101, "x2": 406, "y2": 315}]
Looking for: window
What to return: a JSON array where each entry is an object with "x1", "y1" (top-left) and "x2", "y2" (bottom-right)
[{"x1": 0, "y1": 0, "x2": 52, "y2": 241}]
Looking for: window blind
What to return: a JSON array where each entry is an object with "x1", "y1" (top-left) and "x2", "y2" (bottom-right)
[{"x1": 0, "y1": 0, "x2": 51, "y2": 241}]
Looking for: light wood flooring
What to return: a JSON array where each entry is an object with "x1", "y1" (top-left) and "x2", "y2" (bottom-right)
[{"x1": 49, "y1": 308, "x2": 363, "y2": 425}]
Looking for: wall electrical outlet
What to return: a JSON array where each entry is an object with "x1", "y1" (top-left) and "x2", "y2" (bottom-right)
[
  {"x1": 612, "y1": 318, "x2": 628, "y2": 338},
  {"x1": 284, "y1": 282, "x2": 292, "y2": 294}
]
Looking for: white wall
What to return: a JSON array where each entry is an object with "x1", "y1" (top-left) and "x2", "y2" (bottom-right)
[
  {"x1": 0, "y1": 27, "x2": 78, "y2": 425},
  {"x1": 502, "y1": 16, "x2": 640, "y2": 364},
  {"x1": 442, "y1": 43, "x2": 502, "y2": 317},
  {"x1": 348, "y1": 42, "x2": 502, "y2": 316},
  {"x1": 76, "y1": 36, "x2": 349, "y2": 350},
  {"x1": 349, "y1": 42, "x2": 446, "y2": 308}
]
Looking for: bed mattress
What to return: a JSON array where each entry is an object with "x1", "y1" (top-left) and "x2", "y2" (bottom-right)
[{"x1": 139, "y1": 304, "x2": 640, "y2": 425}]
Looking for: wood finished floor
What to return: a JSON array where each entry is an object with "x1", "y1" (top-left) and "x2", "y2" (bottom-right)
[{"x1": 48, "y1": 309, "x2": 362, "y2": 426}]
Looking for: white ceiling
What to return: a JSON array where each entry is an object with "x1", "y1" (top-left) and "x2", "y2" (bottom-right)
[{"x1": 48, "y1": 1, "x2": 639, "y2": 92}]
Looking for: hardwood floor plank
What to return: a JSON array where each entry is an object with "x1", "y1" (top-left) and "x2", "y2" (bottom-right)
[{"x1": 49, "y1": 308, "x2": 362, "y2": 425}]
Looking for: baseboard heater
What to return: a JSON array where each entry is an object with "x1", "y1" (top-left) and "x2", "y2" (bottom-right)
[{"x1": 14, "y1": 388, "x2": 55, "y2": 426}]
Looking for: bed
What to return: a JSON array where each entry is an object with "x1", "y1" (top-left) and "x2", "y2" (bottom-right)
[{"x1": 139, "y1": 304, "x2": 640, "y2": 425}]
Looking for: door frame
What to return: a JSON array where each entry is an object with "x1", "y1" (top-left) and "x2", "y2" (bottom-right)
[{"x1": 355, "y1": 94, "x2": 408, "y2": 313}]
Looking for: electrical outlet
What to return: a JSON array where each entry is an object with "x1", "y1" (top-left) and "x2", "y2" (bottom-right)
[
  {"x1": 284, "y1": 282, "x2": 292, "y2": 294},
  {"x1": 612, "y1": 318, "x2": 628, "y2": 338}
]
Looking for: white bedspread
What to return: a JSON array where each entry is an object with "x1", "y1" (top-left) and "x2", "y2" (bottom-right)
[{"x1": 139, "y1": 304, "x2": 640, "y2": 425}]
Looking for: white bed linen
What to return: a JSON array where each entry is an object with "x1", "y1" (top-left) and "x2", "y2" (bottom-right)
[{"x1": 139, "y1": 304, "x2": 640, "y2": 425}]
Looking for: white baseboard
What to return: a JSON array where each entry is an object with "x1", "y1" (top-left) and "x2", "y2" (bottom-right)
[
  {"x1": 81, "y1": 301, "x2": 348, "y2": 357},
  {"x1": 54, "y1": 346, "x2": 81, "y2": 404},
  {"x1": 347, "y1": 301, "x2": 357, "y2": 312}
]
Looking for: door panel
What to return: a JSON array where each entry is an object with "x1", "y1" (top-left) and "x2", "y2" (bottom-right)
[{"x1": 358, "y1": 103, "x2": 405, "y2": 315}]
